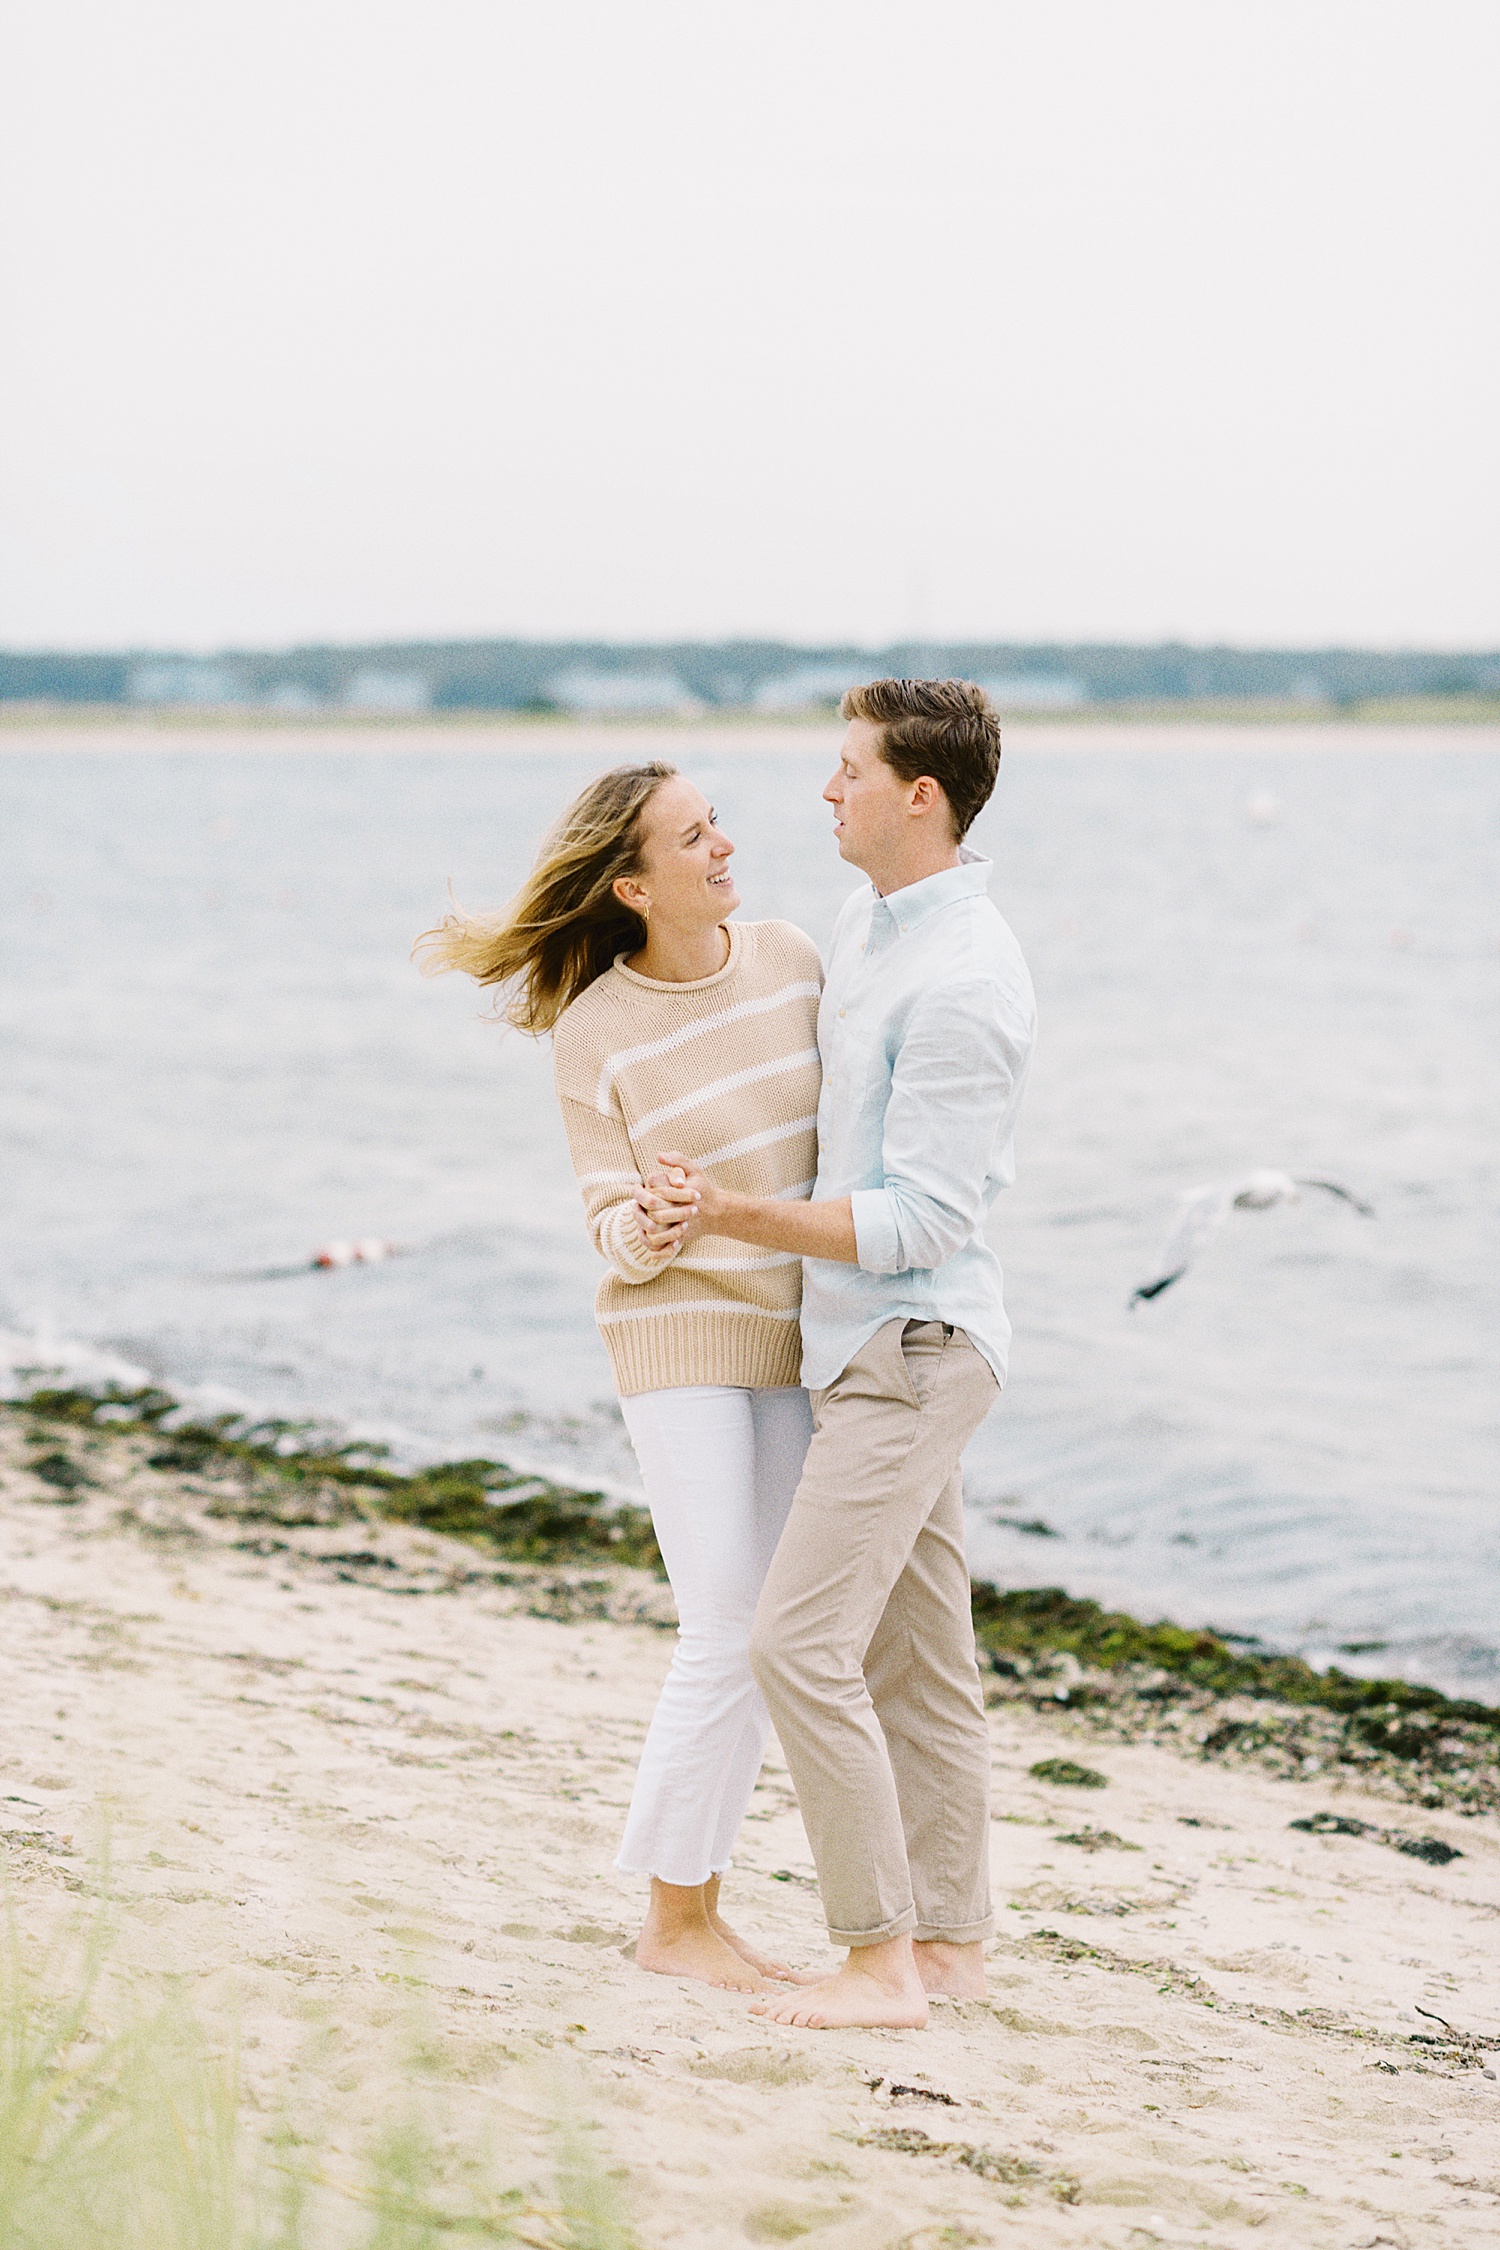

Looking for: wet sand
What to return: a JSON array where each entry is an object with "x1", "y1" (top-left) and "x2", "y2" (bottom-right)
[{"x1": 4, "y1": 1410, "x2": 1499, "y2": 2248}]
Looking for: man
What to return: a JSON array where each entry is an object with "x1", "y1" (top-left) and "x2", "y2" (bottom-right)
[{"x1": 639, "y1": 676, "x2": 1035, "y2": 2028}]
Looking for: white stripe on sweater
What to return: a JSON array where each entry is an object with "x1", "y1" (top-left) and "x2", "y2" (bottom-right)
[
  {"x1": 633, "y1": 1048, "x2": 821, "y2": 1137},
  {"x1": 594, "y1": 980, "x2": 821, "y2": 1113},
  {"x1": 674, "y1": 1249, "x2": 801, "y2": 1272},
  {"x1": 696, "y1": 1115, "x2": 820, "y2": 1171}
]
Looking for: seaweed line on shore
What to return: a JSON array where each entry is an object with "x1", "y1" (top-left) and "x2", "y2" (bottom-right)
[{"x1": 9, "y1": 1382, "x2": 1500, "y2": 1821}]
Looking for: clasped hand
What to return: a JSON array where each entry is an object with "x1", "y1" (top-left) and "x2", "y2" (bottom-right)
[{"x1": 634, "y1": 1149, "x2": 722, "y2": 1255}]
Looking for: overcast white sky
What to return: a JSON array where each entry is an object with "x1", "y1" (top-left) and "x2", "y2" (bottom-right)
[{"x1": 1, "y1": 1, "x2": 1496, "y2": 652}]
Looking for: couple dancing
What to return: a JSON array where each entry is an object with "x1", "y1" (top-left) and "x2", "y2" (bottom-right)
[{"x1": 422, "y1": 677, "x2": 1035, "y2": 2030}]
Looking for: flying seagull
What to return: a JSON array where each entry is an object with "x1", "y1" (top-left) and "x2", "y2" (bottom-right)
[{"x1": 1130, "y1": 1169, "x2": 1375, "y2": 1306}]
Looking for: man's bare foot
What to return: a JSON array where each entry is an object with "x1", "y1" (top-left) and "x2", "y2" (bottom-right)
[
  {"x1": 635, "y1": 1923, "x2": 771, "y2": 1992},
  {"x1": 912, "y1": 1937, "x2": 987, "y2": 1999},
  {"x1": 748, "y1": 1935, "x2": 928, "y2": 2029}
]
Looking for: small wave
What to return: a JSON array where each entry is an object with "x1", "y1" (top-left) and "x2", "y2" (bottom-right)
[
  {"x1": 0, "y1": 1327, "x2": 153, "y2": 1399},
  {"x1": 1299, "y1": 1632, "x2": 1500, "y2": 1701},
  {"x1": 0, "y1": 1329, "x2": 643, "y2": 1503}
]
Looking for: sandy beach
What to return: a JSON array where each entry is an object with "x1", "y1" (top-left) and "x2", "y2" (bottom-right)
[{"x1": 4, "y1": 1401, "x2": 1498, "y2": 2248}]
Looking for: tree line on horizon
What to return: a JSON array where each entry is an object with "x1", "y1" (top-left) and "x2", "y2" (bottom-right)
[{"x1": 2, "y1": 637, "x2": 1497, "y2": 712}]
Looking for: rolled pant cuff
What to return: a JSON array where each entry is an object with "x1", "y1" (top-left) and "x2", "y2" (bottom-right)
[
  {"x1": 912, "y1": 1916, "x2": 993, "y2": 1944},
  {"x1": 828, "y1": 1907, "x2": 919, "y2": 1947},
  {"x1": 612, "y1": 1856, "x2": 735, "y2": 1882}
]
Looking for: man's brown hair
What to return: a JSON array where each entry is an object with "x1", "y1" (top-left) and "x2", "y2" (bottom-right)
[{"x1": 839, "y1": 677, "x2": 1000, "y2": 839}]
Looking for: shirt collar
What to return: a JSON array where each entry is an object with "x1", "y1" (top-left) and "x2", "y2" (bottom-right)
[{"x1": 869, "y1": 847, "x2": 992, "y2": 935}]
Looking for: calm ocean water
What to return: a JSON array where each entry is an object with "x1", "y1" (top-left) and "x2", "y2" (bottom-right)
[{"x1": 3, "y1": 725, "x2": 1497, "y2": 1695}]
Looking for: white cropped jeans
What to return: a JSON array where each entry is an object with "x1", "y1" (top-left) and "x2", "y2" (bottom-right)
[{"x1": 615, "y1": 1384, "x2": 814, "y2": 1887}]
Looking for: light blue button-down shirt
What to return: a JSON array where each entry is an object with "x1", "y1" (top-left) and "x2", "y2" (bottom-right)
[{"x1": 799, "y1": 848, "x2": 1036, "y2": 1392}]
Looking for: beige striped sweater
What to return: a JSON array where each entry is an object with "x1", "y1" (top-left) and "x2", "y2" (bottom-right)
[{"x1": 550, "y1": 919, "x2": 824, "y2": 1396}]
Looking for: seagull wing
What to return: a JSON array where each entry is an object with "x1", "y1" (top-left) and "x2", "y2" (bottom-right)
[
  {"x1": 1229, "y1": 1168, "x2": 1300, "y2": 1209},
  {"x1": 1295, "y1": 1177, "x2": 1376, "y2": 1218},
  {"x1": 1130, "y1": 1184, "x2": 1234, "y2": 1305}
]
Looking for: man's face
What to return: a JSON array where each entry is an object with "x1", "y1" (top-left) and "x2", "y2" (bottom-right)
[{"x1": 823, "y1": 718, "x2": 914, "y2": 872}]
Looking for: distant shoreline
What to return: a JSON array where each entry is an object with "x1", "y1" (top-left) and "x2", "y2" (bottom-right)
[{"x1": 3, "y1": 706, "x2": 1500, "y2": 754}]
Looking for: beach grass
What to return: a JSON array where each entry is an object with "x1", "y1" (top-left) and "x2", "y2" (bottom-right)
[
  {"x1": 0, "y1": 1877, "x2": 636, "y2": 2250},
  {"x1": 0, "y1": 1881, "x2": 287, "y2": 2250}
]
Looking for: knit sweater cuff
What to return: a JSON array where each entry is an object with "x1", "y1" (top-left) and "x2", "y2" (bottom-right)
[{"x1": 599, "y1": 1199, "x2": 678, "y2": 1284}]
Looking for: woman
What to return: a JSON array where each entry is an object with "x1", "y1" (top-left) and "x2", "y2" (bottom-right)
[{"x1": 418, "y1": 762, "x2": 823, "y2": 1991}]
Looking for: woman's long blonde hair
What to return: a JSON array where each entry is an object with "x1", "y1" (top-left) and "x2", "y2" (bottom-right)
[{"x1": 413, "y1": 761, "x2": 676, "y2": 1033}]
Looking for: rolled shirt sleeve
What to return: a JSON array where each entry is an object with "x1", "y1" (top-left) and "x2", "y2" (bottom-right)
[
  {"x1": 852, "y1": 978, "x2": 1026, "y2": 1275},
  {"x1": 849, "y1": 1186, "x2": 903, "y2": 1274}
]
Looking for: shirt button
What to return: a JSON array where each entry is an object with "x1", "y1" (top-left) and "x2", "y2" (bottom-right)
[{"x1": 838, "y1": 1008, "x2": 846, "y2": 1018}]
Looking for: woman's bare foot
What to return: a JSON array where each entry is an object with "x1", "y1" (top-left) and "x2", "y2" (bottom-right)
[
  {"x1": 749, "y1": 1935, "x2": 929, "y2": 2030},
  {"x1": 634, "y1": 1876, "x2": 771, "y2": 1992},
  {"x1": 702, "y1": 1876, "x2": 822, "y2": 1984},
  {"x1": 912, "y1": 1937, "x2": 987, "y2": 1999},
  {"x1": 635, "y1": 1922, "x2": 771, "y2": 1991}
]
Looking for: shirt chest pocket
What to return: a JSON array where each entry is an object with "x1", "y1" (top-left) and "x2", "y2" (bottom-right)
[{"x1": 823, "y1": 1016, "x2": 891, "y2": 1117}]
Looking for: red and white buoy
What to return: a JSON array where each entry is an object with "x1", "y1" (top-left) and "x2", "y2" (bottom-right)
[{"x1": 311, "y1": 1238, "x2": 398, "y2": 1269}]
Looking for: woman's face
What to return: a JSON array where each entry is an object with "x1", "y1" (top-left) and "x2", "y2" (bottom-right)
[{"x1": 626, "y1": 777, "x2": 739, "y2": 930}]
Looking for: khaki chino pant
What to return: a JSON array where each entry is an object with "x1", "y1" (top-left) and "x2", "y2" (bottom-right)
[{"x1": 749, "y1": 1319, "x2": 999, "y2": 1947}]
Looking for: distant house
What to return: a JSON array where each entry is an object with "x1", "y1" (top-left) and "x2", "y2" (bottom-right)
[
  {"x1": 343, "y1": 669, "x2": 432, "y2": 713},
  {"x1": 752, "y1": 664, "x2": 865, "y2": 714},
  {"x1": 976, "y1": 674, "x2": 1087, "y2": 710},
  {"x1": 547, "y1": 669, "x2": 701, "y2": 717},
  {"x1": 128, "y1": 660, "x2": 243, "y2": 705}
]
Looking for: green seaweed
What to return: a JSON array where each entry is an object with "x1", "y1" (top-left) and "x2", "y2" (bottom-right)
[
  {"x1": 1054, "y1": 1828, "x2": 1139, "y2": 1852},
  {"x1": 969, "y1": 1582, "x2": 1500, "y2": 1745},
  {"x1": 17, "y1": 1387, "x2": 664, "y2": 1576},
  {"x1": 23, "y1": 1452, "x2": 88, "y2": 1499},
  {"x1": 1287, "y1": 1813, "x2": 1462, "y2": 1865},
  {"x1": 846, "y1": 2126, "x2": 1079, "y2": 2201},
  {"x1": 1029, "y1": 1759, "x2": 1107, "y2": 1789}
]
